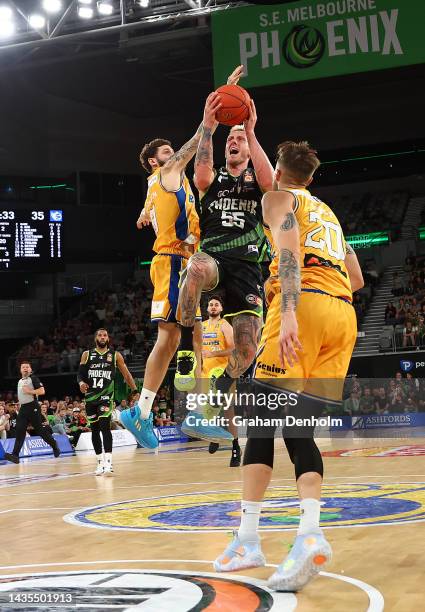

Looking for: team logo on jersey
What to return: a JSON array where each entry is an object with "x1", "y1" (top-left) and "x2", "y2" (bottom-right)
[
  {"x1": 283, "y1": 25, "x2": 325, "y2": 69},
  {"x1": 64, "y1": 484, "x2": 425, "y2": 532},
  {"x1": 107, "y1": 354, "x2": 112, "y2": 363},
  {"x1": 244, "y1": 169, "x2": 255, "y2": 183},
  {"x1": 0, "y1": 570, "x2": 292, "y2": 610},
  {"x1": 246, "y1": 293, "x2": 261, "y2": 305}
]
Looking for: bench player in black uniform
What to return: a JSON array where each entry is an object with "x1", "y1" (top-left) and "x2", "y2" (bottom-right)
[
  {"x1": 175, "y1": 68, "x2": 274, "y2": 443},
  {"x1": 78, "y1": 328, "x2": 137, "y2": 476}
]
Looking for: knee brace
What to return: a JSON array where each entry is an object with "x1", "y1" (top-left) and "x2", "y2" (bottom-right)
[
  {"x1": 284, "y1": 438, "x2": 323, "y2": 480},
  {"x1": 243, "y1": 437, "x2": 275, "y2": 469}
]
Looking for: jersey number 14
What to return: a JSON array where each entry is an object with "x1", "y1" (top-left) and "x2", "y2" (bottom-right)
[{"x1": 92, "y1": 378, "x2": 104, "y2": 389}]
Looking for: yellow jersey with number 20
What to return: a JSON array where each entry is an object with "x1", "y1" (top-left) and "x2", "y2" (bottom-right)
[{"x1": 266, "y1": 188, "x2": 352, "y2": 303}]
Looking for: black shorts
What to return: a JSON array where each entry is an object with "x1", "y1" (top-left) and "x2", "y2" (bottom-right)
[
  {"x1": 205, "y1": 253, "x2": 263, "y2": 318},
  {"x1": 85, "y1": 400, "x2": 113, "y2": 424}
]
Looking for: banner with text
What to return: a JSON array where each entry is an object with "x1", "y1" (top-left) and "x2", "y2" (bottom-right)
[{"x1": 212, "y1": 0, "x2": 425, "y2": 87}]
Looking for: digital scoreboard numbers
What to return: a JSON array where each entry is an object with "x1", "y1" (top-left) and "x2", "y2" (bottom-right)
[{"x1": 0, "y1": 209, "x2": 64, "y2": 271}]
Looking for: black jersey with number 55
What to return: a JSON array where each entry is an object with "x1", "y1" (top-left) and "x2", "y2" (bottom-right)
[
  {"x1": 85, "y1": 348, "x2": 116, "y2": 405},
  {"x1": 198, "y1": 167, "x2": 267, "y2": 262}
]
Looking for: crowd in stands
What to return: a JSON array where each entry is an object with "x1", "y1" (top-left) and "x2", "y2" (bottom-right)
[
  {"x1": 384, "y1": 254, "x2": 425, "y2": 349},
  {"x1": 11, "y1": 280, "x2": 155, "y2": 375},
  {"x1": 352, "y1": 258, "x2": 380, "y2": 324},
  {"x1": 333, "y1": 190, "x2": 408, "y2": 236},
  {"x1": 0, "y1": 385, "x2": 174, "y2": 447},
  {"x1": 342, "y1": 371, "x2": 425, "y2": 415}
]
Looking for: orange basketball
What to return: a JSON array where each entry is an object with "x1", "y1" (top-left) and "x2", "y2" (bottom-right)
[{"x1": 215, "y1": 84, "x2": 251, "y2": 126}]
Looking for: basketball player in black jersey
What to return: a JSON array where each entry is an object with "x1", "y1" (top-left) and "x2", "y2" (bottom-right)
[
  {"x1": 78, "y1": 329, "x2": 137, "y2": 475},
  {"x1": 175, "y1": 66, "x2": 274, "y2": 442}
]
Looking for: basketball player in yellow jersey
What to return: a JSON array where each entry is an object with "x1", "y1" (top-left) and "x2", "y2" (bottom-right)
[
  {"x1": 201, "y1": 296, "x2": 240, "y2": 466},
  {"x1": 120, "y1": 102, "x2": 222, "y2": 449},
  {"x1": 215, "y1": 142, "x2": 364, "y2": 592}
]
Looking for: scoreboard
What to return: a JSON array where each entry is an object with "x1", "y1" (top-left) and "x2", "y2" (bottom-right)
[{"x1": 0, "y1": 209, "x2": 64, "y2": 271}]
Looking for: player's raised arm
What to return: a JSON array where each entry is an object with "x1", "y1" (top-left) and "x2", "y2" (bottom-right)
[
  {"x1": 116, "y1": 352, "x2": 137, "y2": 393},
  {"x1": 263, "y1": 190, "x2": 302, "y2": 367},
  {"x1": 344, "y1": 242, "x2": 364, "y2": 293},
  {"x1": 194, "y1": 93, "x2": 222, "y2": 193},
  {"x1": 244, "y1": 99, "x2": 274, "y2": 193}
]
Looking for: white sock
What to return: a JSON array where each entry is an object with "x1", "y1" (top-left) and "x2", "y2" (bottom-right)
[
  {"x1": 104, "y1": 452, "x2": 112, "y2": 464},
  {"x1": 238, "y1": 501, "x2": 262, "y2": 544},
  {"x1": 298, "y1": 498, "x2": 321, "y2": 535},
  {"x1": 96, "y1": 453, "x2": 104, "y2": 464},
  {"x1": 138, "y1": 388, "x2": 157, "y2": 419}
]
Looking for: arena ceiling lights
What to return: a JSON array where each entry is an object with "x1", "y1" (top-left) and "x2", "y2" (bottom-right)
[{"x1": 0, "y1": 0, "x2": 241, "y2": 48}]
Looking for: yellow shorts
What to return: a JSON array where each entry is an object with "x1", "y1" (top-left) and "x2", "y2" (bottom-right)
[
  {"x1": 201, "y1": 356, "x2": 228, "y2": 378},
  {"x1": 254, "y1": 290, "x2": 357, "y2": 403},
  {"x1": 150, "y1": 253, "x2": 200, "y2": 324}
]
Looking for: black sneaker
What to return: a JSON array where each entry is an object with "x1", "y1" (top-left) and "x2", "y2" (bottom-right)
[
  {"x1": 209, "y1": 442, "x2": 220, "y2": 454},
  {"x1": 5, "y1": 452, "x2": 20, "y2": 464},
  {"x1": 53, "y1": 444, "x2": 61, "y2": 458},
  {"x1": 230, "y1": 445, "x2": 241, "y2": 467}
]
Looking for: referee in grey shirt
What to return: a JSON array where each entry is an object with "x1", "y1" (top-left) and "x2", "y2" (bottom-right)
[{"x1": 4, "y1": 361, "x2": 60, "y2": 464}]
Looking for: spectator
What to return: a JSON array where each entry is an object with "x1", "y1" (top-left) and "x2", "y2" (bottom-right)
[
  {"x1": 359, "y1": 387, "x2": 375, "y2": 414},
  {"x1": 0, "y1": 405, "x2": 10, "y2": 440},
  {"x1": 375, "y1": 387, "x2": 389, "y2": 414},
  {"x1": 385, "y1": 302, "x2": 397, "y2": 325},
  {"x1": 164, "y1": 407, "x2": 177, "y2": 426},
  {"x1": 392, "y1": 272, "x2": 404, "y2": 297},
  {"x1": 157, "y1": 387, "x2": 170, "y2": 415},
  {"x1": 68, "y1": 408, "x2": 90, "y2": 447},
  {"x1": 151, "y1": 404, "x2": 164, "y2": 427},
  {"x1": 52, "y1": 405, "x2": 69, "y2": 436},
  {"x1": 403, "y1": 321, "x2": 417, "y2": 347},
  {"x1": 343, "y1": 391, "x2": 360, "y2": 415},
  {"x1": 390, "y1": 388, "x2": 404, "y2": 412},
  {"x1": 6, "y1": 403, "x2": 18, "y2": 438}
]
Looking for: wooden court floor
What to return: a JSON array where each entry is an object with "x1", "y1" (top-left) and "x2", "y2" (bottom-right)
[{"x1": 0, "y1": 435, "x2": 424, "y2": 611}]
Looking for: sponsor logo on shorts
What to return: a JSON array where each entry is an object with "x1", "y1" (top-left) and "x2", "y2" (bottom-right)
[
  {"x1": 247, "y1": 244, "x2": 258, "y2": 254},
  {"x1": 256, "y1": 361, "x2": 286, "y2": 375},
  {"x1": 245, "y1": 293, "x2": 261, "y2": 306},
  {"x1": 151, "y1": 301, "x2": 165, "y2": 316}
]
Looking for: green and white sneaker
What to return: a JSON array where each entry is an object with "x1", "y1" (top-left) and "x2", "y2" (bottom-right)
[{"x1": 175, "y1": 350, "x2": 197, "y2": 391}]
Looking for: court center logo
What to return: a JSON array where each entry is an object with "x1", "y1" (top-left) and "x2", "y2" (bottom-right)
[
  {"x1": 64, "y1": 484, "x2": 425, "y2": 532},
  {"x1": 282, "y1": 25, "x2": 325, "y2": 69},
  {"x1": 0, "y1": 570, "x2": 292, "y2": 611}
]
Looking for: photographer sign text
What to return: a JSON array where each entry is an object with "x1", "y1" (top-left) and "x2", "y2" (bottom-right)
[{"x1": 212, "y1": 0, "x2": 425, "y2": 87}]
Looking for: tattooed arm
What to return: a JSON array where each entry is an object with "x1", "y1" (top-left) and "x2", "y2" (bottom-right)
[
  {"x1": 160, "y1": 123, "x2": 204, "y2": 191},
  {"x1": 344, "y1": 241, "x2": 364, "y2": 292},
  {"x1": 262, "y1": 190, "x2": 302, "y2": 367},
  {"x1": 194, "y1": 92, "x2": 222, "y2": 194}
]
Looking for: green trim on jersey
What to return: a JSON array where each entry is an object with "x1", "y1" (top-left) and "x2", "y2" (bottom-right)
[
  {"x1": 85, "y1": 379, "x2": 115, "y2": 403},
  {"x1": 200, "y1": 222, "x2": 265, "y2": 260}
]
